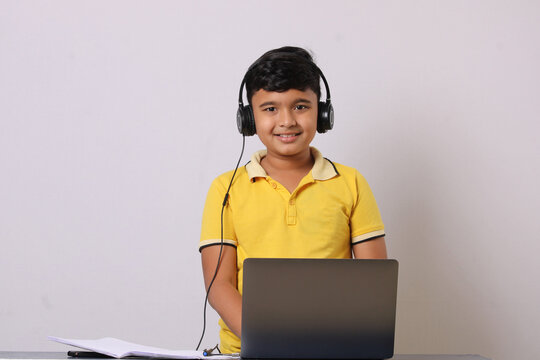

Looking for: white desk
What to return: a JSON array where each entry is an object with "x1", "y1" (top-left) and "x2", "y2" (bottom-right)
[{"x1": 0, "y1": 352, "x2": 491, "y2": 360}]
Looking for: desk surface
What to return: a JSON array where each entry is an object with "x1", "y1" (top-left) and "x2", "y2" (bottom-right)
[{"x1": 0, "y1": 352, "x2": 491, "y2": 360}]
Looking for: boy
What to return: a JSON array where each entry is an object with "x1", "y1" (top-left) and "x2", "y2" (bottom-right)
[{"x1": 199, "y1": 46, "x2": 387, "y2": 354}]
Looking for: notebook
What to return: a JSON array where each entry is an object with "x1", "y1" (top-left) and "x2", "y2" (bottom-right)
[{"x1": 240, "y1": 258, "x2": 399, "y2": 360}]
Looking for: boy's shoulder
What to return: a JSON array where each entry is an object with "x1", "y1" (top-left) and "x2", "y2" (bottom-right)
[
  {"x1": 210, "y1": 166, "x2": 249, "y2": 189},
  {"x1": 331, "y1": 161, "x2": 359, "y2": 174},
  {"x1": 314, "y1": 149, "x2": 363, "y2": 180},
  {"x1": 332, "y1": 161, "x2": 366, "y2": 179},
  {"x1": 322, "y1": 158, "x2": 372, "y2": 192}
]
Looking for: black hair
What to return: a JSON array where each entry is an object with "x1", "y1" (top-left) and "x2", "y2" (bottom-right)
[{"x1": 244, "y1": 46, "x2": 321, "y2": 104}]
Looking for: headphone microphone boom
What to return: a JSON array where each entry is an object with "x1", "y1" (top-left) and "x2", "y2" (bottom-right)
[{"x1": 236, "y1": 66, "x2": 334, "y2": 136}]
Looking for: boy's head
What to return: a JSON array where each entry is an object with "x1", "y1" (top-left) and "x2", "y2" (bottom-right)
[
  {"x1": 237, "y1": 46, "x2": 334, "y2": 136},
  {"x1": 244, "y1": 46, "x2": 321, "y2": 104}
]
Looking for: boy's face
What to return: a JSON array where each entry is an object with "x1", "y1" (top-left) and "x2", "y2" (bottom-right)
[{"x1": 251, "y1": 88, "x2": 318, "y2": 159}]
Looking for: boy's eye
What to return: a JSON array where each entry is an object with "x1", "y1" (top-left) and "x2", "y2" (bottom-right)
[
  {"x1": 295, "y1": 104, "x2": 308, "y2": 110},
  {"x1": 264, "y1": 107, "x2": 276, "y2": 112}
]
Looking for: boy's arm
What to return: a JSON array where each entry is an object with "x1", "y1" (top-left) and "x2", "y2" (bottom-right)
[
  {"x1": 352, "y1": 236, "x2": 388, "y2": 259},
  {"x1": 201, "y1": 244, "x2": 242, "y2": 337}
]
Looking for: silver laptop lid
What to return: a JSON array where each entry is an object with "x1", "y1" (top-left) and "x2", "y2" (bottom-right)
[{"x1": 241, "y1": 258, "x2": 398, "y2": 360}]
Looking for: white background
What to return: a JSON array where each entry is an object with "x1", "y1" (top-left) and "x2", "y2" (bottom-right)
[{"x1": 1, "y1": 1, "x2": 539, "y2": 360}]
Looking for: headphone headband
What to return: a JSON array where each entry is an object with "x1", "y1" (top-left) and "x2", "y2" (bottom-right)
[{"x1": 238, "y1": 65, "x2": 332, "y2": 107}]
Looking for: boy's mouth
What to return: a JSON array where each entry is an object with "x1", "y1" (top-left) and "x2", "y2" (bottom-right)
[
  {"x1": 274, "y1": 132, "x2": 301, "y2": 143},
  {"x1": 274, "y1": 133, "x2": 301, "y2": 137}
]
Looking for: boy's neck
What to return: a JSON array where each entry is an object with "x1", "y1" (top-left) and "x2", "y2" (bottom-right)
[{"x1": 261, "y1": 148, "x2": 314, "y2": 175}]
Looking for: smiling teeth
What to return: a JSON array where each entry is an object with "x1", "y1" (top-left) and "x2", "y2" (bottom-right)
[{"x1": 278, "y1": 134, "x2": 297, "y2": 137}]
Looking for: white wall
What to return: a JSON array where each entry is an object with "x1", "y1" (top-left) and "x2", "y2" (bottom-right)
[{"x1": 1, "y1": 1, "x2": 539, "y2": 360}]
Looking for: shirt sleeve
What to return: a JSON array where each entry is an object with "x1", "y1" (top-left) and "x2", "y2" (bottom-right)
[
  {"x1": 350, "y1": 170, "x2": 385, "y2": 244},
  {"x1": 199, "y1": 175, "x2": 238, "y2": 251}
]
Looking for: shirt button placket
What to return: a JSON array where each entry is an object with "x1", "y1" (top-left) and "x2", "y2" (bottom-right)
[{"x1": 287, "y1": 197, "x2": 297, "y2": 225}]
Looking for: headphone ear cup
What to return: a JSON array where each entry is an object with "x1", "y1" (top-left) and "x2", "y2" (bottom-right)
[
  {"x1": 245, "y1": 105, "x2": 256, "y2": 136},
  {"x1": 317, "y1": 101, "x2": 334, "y2": 133},
  {"x1": 237, "y1": 105, "x2": 257, "y2": 136}
]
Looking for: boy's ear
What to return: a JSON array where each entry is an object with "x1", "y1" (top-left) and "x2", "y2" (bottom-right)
[{"x1": 237, "y1": 104, "x2": 257, "y2": 136}]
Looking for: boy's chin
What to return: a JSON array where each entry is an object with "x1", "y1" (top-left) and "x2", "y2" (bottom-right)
[{"x1": 267, "y1": 145, "x2": 311, "y2": 158}]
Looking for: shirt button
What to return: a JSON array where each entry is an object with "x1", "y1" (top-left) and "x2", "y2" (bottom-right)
[
  {"x1": 271, "y1": 182, "x2": 277, "y2": 189},
  {"x1": 289, "y1": 199, "x2": 295, "y2": 205}
]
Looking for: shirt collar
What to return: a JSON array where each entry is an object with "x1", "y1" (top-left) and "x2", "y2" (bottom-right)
[{"x1": 245, "y1": 147, "x2": 338, "y2": 181}]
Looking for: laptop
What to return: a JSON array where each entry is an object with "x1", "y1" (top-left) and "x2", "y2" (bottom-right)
[{"x1": 240, "y1": 258, "x2": 399, "y2": 360}]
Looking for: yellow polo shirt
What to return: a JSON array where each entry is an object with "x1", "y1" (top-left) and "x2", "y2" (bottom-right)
[{"x1": 199, "y1": 147, "x2": 385, "y2": 353}]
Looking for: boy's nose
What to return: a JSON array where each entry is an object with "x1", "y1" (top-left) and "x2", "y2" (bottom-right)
[{"x1": 279, "y1": 110, "x2": 297, "y2": 127}]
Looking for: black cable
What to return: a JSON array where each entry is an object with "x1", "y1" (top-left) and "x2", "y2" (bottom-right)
[{"x1": 196, "y1": 135, "x2": 246, "y2": 351}]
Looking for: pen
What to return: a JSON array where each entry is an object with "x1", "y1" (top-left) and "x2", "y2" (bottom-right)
[
  {"x1": 67, "y1": 351, "x2": 114, "y2": 358},
  {"x1": 203, "y1": 353, "x2": 240, "y2": 358}
]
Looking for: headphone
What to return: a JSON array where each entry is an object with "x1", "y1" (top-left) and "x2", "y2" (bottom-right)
[
  {"x1": 236, "y1": 65, "x2": 334, "y2": 136},
  {"x1": 198, "y1": 54, "x2": 334, "y2": 352}
]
